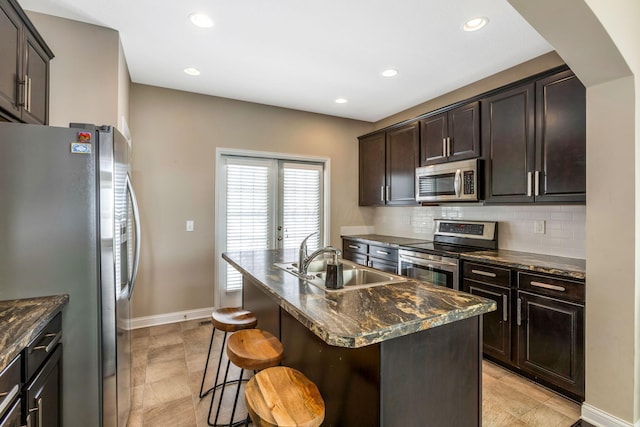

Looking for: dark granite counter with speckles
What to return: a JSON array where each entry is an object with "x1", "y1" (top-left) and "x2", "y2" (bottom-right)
[
  {"x1": 223, "y1": 249, "x2": 495, "y2": 348},
  {"x1": 341, "y1": 234, "x2": 429, "y2": 247},
  {"x1": 461, "y1": 250, "x2": 586, "y2": 280},
  {"x1": 0, "y1": 295, "x2": 69, "y2": 373}
]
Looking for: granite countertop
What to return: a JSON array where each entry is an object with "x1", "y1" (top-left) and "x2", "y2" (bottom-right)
[
  {"x1": 0, "y1": 295, "x2": 69, "y2": 373},
  {"x1": 223, "y1": 249, "x2": 495, "y2": 349},
  {"x1": 461, "y1": 250, "x2": 586, "y2": 280},
  {"x1": 341, "y1": 234, "x2": 429, "y2": 247}
]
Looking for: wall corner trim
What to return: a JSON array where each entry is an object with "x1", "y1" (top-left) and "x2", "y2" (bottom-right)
[
  {"x1": 581, "y1": 403, "x2": 638, "y2": 427},
  {"x1": 131, "y1": 307, "x2": 213, "y2": 329}
]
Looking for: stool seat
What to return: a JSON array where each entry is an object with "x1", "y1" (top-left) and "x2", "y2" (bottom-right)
[
  {"x1": 245, "y1": 366, "x2": 325, "y2": 427},
  {"x1": 211, "y1": 307, "x2": 257, "y2": 332},
  {"x1": 226, "y1": 329, "x2": 284, "y2": 371}
]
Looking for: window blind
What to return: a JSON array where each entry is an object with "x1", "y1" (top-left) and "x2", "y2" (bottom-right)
[{"x1": 281, "y1": 163, "x2": 322, "y2": 251}]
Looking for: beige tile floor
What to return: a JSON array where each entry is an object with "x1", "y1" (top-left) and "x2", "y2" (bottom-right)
[{"x1": 128, "y1": 319, "x2": 582, "y2": 427}]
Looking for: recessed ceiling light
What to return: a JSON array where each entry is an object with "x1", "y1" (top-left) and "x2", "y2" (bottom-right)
[
  {"x1": 189, "y1": 13, "x2": 214, "y2": 28},
  {"x1": 463, "y1": 17, "x2": 489, "y2": 32},
  {"x1": 381, "y1": 69, "x2": 399, "y2": 78},
  {"x1": 184, "y1": 67, "x2": 201, "y2": 76},
  {"x1": 335, "y1": 98, "x2": 348, "y2": 104}
]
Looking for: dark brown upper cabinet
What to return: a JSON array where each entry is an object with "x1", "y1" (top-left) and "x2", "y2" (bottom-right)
[
  {"x1": 359, "y1": 122, "x2": 419, "y2": 206},
  {"x1": 0, "y1": 0, "x2": 53, "y2": 125},
  {"x1": 483, "y1": 69, "x2": 586, "y2": 204},
  {"x1": 420, "y1": 101, "x2": 480, "y2": 166}
]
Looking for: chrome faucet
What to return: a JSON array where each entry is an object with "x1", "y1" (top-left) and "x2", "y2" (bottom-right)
[{"x1": 298, "y1": 232, "x2": 342, "y2": 277}]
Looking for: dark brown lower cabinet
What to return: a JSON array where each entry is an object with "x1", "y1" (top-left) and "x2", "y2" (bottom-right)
[
  {"x1": 464, "y1": 280, "x2": 511, "y2": 364},
  {"x1": 0, "y1": 400, "x2": 20, "y2": 427},
  {"x1": 516, "y1": 291, "x2": 584, "y2": 400},
  {"x1": 24, "y1": 343, "x2": 61, "y2": 427}
]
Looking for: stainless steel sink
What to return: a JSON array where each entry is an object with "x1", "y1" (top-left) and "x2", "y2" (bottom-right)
[{"x1": 274, "y1": 258, "x2": 405, "y2": 291}]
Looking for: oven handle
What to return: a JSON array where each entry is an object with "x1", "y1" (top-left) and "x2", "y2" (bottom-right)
[
  {"x1": 454, "y1": 169, "x2": 462, "y2": 198},
  {"x1": 399, "y1": 254, "x2": 457, "y2": 269}
]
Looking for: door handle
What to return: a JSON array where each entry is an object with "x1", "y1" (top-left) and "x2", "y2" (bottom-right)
[
  {"x1": 0, "y1": 384, "x2": 19, "y2": 416},
  {"x1": 534, "y1": 171, "x2": 540, "y2": 196},
  {"x1": 502, "y1": 295, "x2": 508, "y2": 322},
  {"x1": 442, "y1": 138, "x2": 447, "y2": 157},
  {"x1": 454, "y1": 169, "x2": 462, "y2": 197},
  {"x1": 447, "y1": 137, "x2": 451, "y2": 157},
  {"x1": 471, "y1": 269, "x2": 496, "y2": 278},
  {"x1": 126, "y1": 174, "x2": 142, "y2": 300},
  {"x1": 386, "y1": 186, "x2": 390, "y2": 202},
  {"x1": 32, "y1": 331, "x2": 61, "y2": 353},
  {"x1": 516, "y1": 298, "x2": 522, "y2": 326},
  {"x1": 380, "y1": 186, "x2": 384, "y2": 202},
  {"x1": 527, "y1": 172, "x2": 532, "y2": 197},
  {"x1": 530, "y1": 281, "x2": 566, "y2": 292},
  {"x1": 375, "y1": 250, "x2": 390, "y2": 255}
]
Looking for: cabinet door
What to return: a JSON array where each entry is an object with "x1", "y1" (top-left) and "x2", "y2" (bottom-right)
[
  {"x1": 464, "y1": 279, "x2": 511, "y2": 363},
  {"x1": 21, "y1": 31, "x2": 49, "y2": 125},
  {"x1": 483, "y1": 83, "x2": 535, "y2": 203},
  {"x1": 359, "y1": 132, "x2": 386, "y2": 206},
  {"x1": 420, "y1": 112, "x2": 447, "y2": 165},
  {"x1": 0, "y1": 1, "x2": 22, "y2": 120},
  {"x1": 24, "y1": 344, "x2": 61, "y2": 427},
  {"x1": 535, "y1": 71, "x2": 586, "y2": 203},
  {"x1": 386, "y1": 122, "x2": 419, "y2": 205},
  {"x1": 516, "y1": 291, "x2": 584, "y2": 399},
  {"x1": 448, "y1": 101, "x2": 480, "y2": 162},
  {"x1": 368, "y1": 257, "x2": 398, "y2": 273}
]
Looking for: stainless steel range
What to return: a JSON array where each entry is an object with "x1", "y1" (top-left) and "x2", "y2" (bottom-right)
[{"x1": 398, "y1": 219, "x2": 498, "y2": 290}]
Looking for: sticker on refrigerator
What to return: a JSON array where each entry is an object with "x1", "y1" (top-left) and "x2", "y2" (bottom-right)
[
  {"x1": 71, "y1": 142, "x2": 92, "y2": 154},
  {"x1": 77, "y1": 132, "x2": 92, "y2": 142}
]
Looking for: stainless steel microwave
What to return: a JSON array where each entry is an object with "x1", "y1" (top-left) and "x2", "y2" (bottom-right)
[{"x1": 415, "y1": 158, "x2": 480, "y2": 202}]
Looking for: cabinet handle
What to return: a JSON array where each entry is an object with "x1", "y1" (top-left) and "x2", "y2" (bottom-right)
[
  {"x1": 534, "y1": 171, "x2": 540, "y2": 196},
  {"x1": 380, "y1": 186, "x2": 384, "y2": 202},
  {"x1": 530, "y1": 281, "x2": 566, "y2": 292},
  {"x1": 37, "y1": 398, "x2": 43, "y2": 427},
  {"x1": 502, "y1": 295, "x2": 508, "y2": 322},
  {"x1": 32, "y1": 330, "x2": 62, "y2": 353},
  {"x1": 386, "y1": 186, "x2": 389, "y2": 202},
  {"x1": 442, "y1": 138, "x2": 447, "y2": 157},
  {"x1": 471, "y1": 269, "x2": 496, "y2": 278},
  {"x1": 0, "y1": 384, "x2": 20, "y2": 416},
  {"x1": 516, "y1": 298, "x2": 522, "y2": 326},
  {"x1": 376, "y1": 250, "x2": 390, "y2": 255},
  {"x1": 527, "y1": 172, "x2": 533, "y2": 197},
  {"x1": 26, "y1": 414, "x2": 32, "y2": 427},
  {"x1": 447, "y1": 137, "x2": 451, "y2": 157},
  {"x1": 27, "y1": 76, "x2": 32, "y2": 112},
  {"x1": 348, "y1": 244, "x2": 360, "y2": 250}
]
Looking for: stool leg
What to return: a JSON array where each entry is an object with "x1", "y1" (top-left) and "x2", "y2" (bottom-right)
[
  {"x1": 210, "y1": 359, "x2": 232, "y2": 426},
  {"x1": 199, "y1": 327, "x2": 217, "y2": 398},
  {"x1": 228, "y1": 368, "x2": 244, "y2": 427}
]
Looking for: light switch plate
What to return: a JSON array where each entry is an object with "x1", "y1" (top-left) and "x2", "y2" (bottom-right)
[
  {"x1": 186, "y1": 220, "x2": 194, "y2": 232},
  {"x1": 534, "y1": 220, "x2": 545, "y2": 234}
]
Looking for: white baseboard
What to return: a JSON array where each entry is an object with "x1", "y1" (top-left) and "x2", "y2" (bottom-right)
[
  {"x1": 582, "y1": 403, "x2": 639, "y2": 427},
  {"x1": 130, "y1": 307, "x2": 213, "y2": 329}
]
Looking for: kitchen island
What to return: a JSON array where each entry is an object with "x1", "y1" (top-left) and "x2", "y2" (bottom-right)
[{"x1": 223, "y1": 249, "x2": 495, "y2": 427}]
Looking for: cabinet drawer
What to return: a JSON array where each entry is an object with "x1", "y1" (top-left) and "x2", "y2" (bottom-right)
[
  {"x1": 518, "y1": 272, "x2": 584, "y2": 303},
  {"x1": 343, "y1": 239, "x2": 368, "y2": 255},
  {"x1": 343, "y1": 250, "x2": 367, "y2": 267},
  {"x1": 0, "y1": 355, "x2": 21, "y2": 420},
  {"x1": 368, "y1": 244, "x2": 398, "y2": 262},
  {"x1": 25, "y1": 312, "x2": 62, "y2": 382},
  {"x1": 463, "y1": 261, "x2": 511, "y2": 287}
]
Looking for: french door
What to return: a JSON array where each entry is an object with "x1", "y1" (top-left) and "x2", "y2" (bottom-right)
[{"x1": 218, "y1": 155, "x2": 324, "y2": 306}]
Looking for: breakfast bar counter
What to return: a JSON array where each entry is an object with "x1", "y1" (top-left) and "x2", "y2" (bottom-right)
[{"x1": 223, "y1": 249, "x2": 495, "y2": 427}]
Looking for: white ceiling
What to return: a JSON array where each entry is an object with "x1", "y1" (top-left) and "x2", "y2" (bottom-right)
[{"x1": 19, "y1": 0, "x2": 553, "y2": 122}]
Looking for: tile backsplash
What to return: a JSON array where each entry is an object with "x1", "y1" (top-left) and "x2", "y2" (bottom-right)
[{"x1": 369, "y1": 205, "x2": 585, "y2": 259}]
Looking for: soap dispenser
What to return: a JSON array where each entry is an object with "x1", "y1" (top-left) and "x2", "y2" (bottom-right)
[{"x1": 325, "y1": 252, "x2": 344, "y2": 290}]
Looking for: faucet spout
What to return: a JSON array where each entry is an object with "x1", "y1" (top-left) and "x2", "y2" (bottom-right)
[{"x1": 297, "y1": 232, "x2": 342, "y2": 277}]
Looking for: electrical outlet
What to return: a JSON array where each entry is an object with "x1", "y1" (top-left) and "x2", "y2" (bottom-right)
[
  {"x1": 534, "y1": 220, "x2": 545, "y2": 234},
  {"x1": 186, "y1": 220, "x2": 194, "y2": 232}
]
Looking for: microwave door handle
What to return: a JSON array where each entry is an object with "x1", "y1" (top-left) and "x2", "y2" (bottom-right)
[{"x1": 454, "y1": 169, "x2": 462, "y2": 197}]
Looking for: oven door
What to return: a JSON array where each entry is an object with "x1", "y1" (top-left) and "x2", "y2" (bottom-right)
[{"x1": 398, "y1": 250, "x2": 459, "y2": 290}]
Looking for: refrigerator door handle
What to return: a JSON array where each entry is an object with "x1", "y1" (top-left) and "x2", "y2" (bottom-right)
[{"x1": 126, "y1": 174, "x2": 141, "y2": 300}]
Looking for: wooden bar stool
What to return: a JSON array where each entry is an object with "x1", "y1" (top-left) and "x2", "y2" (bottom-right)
[
  {"x1": 199, "y1": 308, "x2": 257, "y2": 402},
  {"x1": 244, "y1": 366, "x2": 325, "y2": 427},
  {"x1": 210, "y1": 328, "x2": 284, "y2": 426}
]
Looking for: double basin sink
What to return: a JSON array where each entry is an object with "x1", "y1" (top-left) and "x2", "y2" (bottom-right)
[{"x1": 274, "y1": 258, "x2": 405, "y2": 292}]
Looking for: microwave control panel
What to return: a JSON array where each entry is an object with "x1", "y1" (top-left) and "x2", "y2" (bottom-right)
[{"x1": 463, "y1": 170, "x2": 475, "y2": 194}]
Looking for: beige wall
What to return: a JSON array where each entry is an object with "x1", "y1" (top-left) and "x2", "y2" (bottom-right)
[
  {"x1": 25, "y1": 12, "x2": 126, "y2": 129},
  {"x1": 129, "y1": 84, "x2": 372, "y2": 318},
  {"x1": 117, "y1": 42, "x2": 131, "y2": 134}
]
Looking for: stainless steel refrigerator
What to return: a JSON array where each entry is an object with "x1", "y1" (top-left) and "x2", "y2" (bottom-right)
[{"x1": 0, "y1": 122, "x2": 141, "y2": 427}]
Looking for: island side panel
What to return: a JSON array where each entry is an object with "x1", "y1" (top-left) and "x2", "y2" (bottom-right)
[
  {"x1": 242, "y1": 276, "x2": 281, "y2": 339},
  {"x1": 280, "y1": 310, "x2": 381, "y2": 427},
  {"x1": 380, "y1": 316, "x2": 482, "y2": 427}
]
